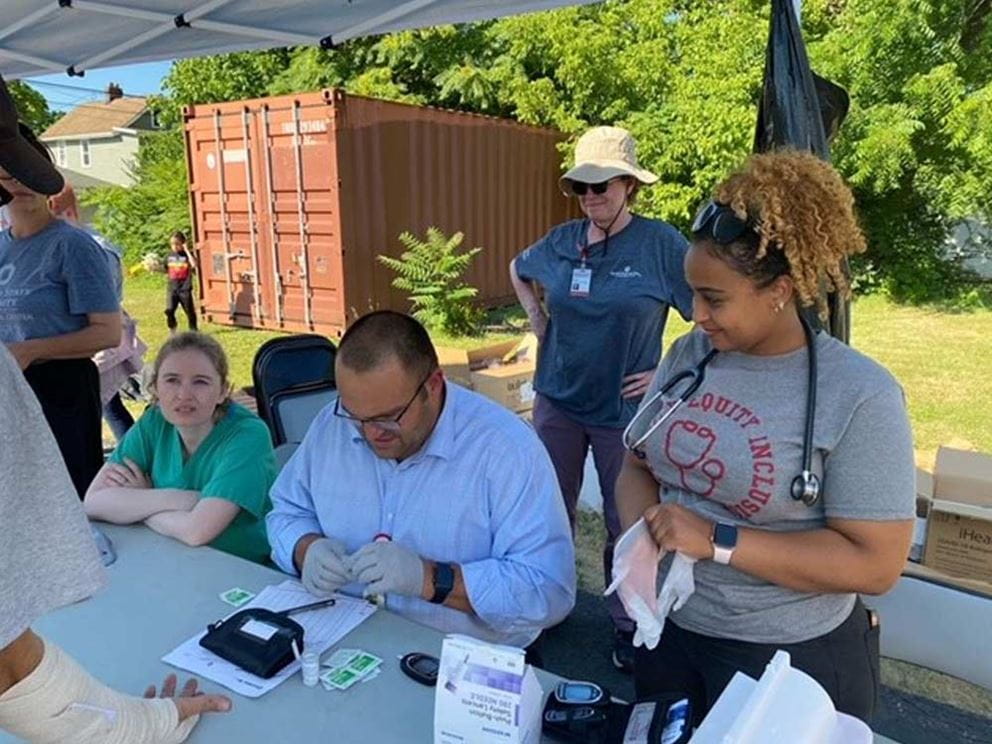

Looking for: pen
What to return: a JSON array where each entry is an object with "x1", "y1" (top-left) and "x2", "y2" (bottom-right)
[{"x1": 279, "y1": 597, "x2": 337, "y2": 617}]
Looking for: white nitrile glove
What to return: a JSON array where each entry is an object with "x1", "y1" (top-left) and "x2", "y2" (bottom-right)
[
  {"x1": 350, "y1": 541, "x2": 426, "y2": 599},
  {"x1": 301, "y1": 537, "x2": 352, "y2": 597}
]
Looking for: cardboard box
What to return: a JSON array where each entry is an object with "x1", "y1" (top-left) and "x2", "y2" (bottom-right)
[
  {"x1": 933, "y1": 446, "x2": 992, "y2": 508},
  {"x1": 436, "y1": 339, "x2": 521, "y2": 389},
  {"x1": 434, "y1": 634, "x2": 542, "y2": 744},
  {"x1": 923, "y1": 499, "x2": 992, "y2": 584},
  {"x1": 470, "y1": 360, "x2": 536, "y2": 414}
]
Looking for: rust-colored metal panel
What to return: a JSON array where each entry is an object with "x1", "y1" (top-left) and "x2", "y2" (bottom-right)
[{"x1": 184, "y1": 90, "x2": 577, "y2": 337}]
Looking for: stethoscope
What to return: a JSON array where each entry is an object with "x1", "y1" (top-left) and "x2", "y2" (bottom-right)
[{"x1": 622, "y1": 314, "x2": 821, "y2": 507}]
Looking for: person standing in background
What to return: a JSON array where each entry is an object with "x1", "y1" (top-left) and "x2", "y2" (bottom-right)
[
  {"x1": 164, "y1": 231, "x2": 197, "y2": 333},
  {"x1": 0, "y1": 119, "x2": 121, "y2": 498},
  {"x1": 50, "y1": 184, "x2": 144, "y2": 442},
  {"x1": 509, "y1": 126, "x2": 694, "y2": 672}
]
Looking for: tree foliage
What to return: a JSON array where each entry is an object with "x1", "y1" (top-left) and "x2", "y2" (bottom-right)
[
  {"x1": 7, "y1": 81, "x2": 59, "y2": 133},
  {"x1": 84, "y1": 0, "x2": 992, "y2": 301},
  {"x1": 81, "y1": 129, "x2": 189, "y2": 264}
]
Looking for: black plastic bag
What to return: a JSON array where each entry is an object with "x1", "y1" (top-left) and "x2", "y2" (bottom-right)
[{"x1": 753, "y1": 0, "x2": 852, "y2": 342}]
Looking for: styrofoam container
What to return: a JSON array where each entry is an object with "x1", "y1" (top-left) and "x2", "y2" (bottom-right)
[{"x1": 689, "y1": 650, "x2": 872, "y2": 743}]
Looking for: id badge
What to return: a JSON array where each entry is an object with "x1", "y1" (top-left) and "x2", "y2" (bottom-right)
[{"x1": 570, "y1": 267, "x2": 592, "y2": 297}]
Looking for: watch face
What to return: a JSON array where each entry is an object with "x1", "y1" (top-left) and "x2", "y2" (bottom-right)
[
  {"x1": 713, "y1": 523, "x2": 738, "y2": 548},
  {"x1": 435, "y1": 562, "x2": 455, "y2": 590}
]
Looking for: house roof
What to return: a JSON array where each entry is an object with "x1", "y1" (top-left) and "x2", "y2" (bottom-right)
[{"x1": 41, "y1": 97, "x2": 148, "y2": 140}]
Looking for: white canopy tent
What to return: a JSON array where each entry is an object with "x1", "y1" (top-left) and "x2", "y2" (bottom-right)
[{"x1": 0, "y1": 0, "x2": 599, "y2": 80}]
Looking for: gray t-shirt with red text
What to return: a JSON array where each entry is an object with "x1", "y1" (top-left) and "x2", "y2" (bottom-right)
[{"x1": 640, "y1": 328, "x2": 915, "y2": 643}]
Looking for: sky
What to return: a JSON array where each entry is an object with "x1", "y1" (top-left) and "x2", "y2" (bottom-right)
[{"x1": 25, "y1": 60, "x2": 173, "y2": 111}]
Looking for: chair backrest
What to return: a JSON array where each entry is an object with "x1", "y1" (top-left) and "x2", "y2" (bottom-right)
[
  {"x1": 251, "y1": 334, "x2": 336, "y2": 443},
  {"x1": 273, "y1": 442, "x2": 299, "y2": 471},
  {"x1": 271, "y1": 385, "x2": 337, "y2": 446}
]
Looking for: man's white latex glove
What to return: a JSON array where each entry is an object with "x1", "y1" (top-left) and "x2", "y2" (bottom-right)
[
  {"x1": 301, "y1": 537, "x2": 352, "y2": 597},
  {"x1": 350, "y1": 541, "x2": 426, "y2": 599}
]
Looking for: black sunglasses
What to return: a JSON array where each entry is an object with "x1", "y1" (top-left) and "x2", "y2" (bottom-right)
[
  {"x1": 566, "y1": 178, "x2": 620, "y2": 197},
  {"x1": 691, "y1": 200, "x2": 757, "y2": 245}
]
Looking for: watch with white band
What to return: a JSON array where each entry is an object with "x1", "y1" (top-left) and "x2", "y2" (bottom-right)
[{"x1": 711, "y1": 522, "x2": 739, "y2": 565}]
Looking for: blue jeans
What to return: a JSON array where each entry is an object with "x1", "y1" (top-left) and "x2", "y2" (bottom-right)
[{"x1": 103, "y1": 392, "x2": 135, "y2": 442}]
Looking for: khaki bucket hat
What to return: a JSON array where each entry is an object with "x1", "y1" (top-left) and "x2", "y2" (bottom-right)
[{"x1": 561, "y1": 126, "x2": 658, "y2": 187}]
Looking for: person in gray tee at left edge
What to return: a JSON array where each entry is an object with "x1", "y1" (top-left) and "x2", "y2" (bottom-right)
[
  {"x1": 616, "y1": 150, "x2": 915, "y2": 728},
  {"x1": 510, "y1": 126, "x2": 693, "y2": 672}
]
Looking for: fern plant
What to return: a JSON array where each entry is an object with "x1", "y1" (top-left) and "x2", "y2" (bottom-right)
[{"x1": 378, "y1": 228, "x2": 484, "y2": 336}]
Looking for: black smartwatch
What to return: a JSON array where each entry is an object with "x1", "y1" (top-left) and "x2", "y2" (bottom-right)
[{"x1": 430, "y1": 562, "x2": 455, "y2": 604}]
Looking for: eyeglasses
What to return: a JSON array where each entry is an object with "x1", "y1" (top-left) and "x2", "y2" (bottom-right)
[
  {"x1": 691, "y1": 200, "x2": 757, "y2": 245},
  {"x1": 565, "y1": 177, "x2": 620, "y2": 197},
  {"x1": 333, "y1": 368, "x2": 435, "y2": 434}
]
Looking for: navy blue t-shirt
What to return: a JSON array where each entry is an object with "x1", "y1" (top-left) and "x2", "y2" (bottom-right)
[{"x1": 514, "y1": 216, "x2": 693, "y2": 428}]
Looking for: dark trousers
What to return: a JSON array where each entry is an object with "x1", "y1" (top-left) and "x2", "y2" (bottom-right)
[
  {"x1": 24, "y1": 358, "x2": 104, "y2": 500},
  {"x1": 102, "y1": 392, "x2": 135, "y2": 442},
  {"x1": 532, "y1": 393, "x2": 631, "y2": 633},
  {"x1": 165, "y1": 286, "x2": 197, "y2": 331},
  {"x1": 634, "y1": 599, "x2": 881, "y2": 727}
]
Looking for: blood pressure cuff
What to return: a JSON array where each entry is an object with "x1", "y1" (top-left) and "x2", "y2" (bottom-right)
[
  {"x1": 0, "y1": 638, "x2": 197, "y2": 744},
  {"x1": 199, "y1": 608, "x2": 304, "y2": 679},
  {"x1": 543, "y1": 692, "x2": 692, "y2": 744}
]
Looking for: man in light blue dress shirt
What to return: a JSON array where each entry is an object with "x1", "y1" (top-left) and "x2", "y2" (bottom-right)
[{"x1": 266, "y1": 311, "x2": 576, "y2": 649}]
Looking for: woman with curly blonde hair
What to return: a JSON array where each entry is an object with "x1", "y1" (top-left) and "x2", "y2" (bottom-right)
[{"x1": 615, "y1": 150, "x2": 914, "y2": 726}]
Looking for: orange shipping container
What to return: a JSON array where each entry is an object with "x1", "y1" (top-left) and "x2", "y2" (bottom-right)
[{"x1": 183, "y1": 89, "x2": 579, "y2": 337}]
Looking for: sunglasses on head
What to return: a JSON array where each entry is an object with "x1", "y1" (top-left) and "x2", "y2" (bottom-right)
[
  {"x1": 691, "y1": 200, "x2": 757, "y2": 245},
  {"x1": 566, "y1": 178, "x2": 620, "y2": 197}
]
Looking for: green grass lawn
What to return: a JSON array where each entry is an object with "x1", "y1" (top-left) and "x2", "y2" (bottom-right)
[{"x1": 122, "y1": 274, "x2": 992, "y2": 467}]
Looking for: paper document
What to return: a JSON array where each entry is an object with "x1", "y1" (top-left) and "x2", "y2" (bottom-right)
[{"x1": 162, "y1": 580, "x2": 376, "y2": 698}]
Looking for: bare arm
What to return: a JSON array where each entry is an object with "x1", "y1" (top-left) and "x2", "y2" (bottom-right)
[
  {"x1": 619, "y1": 453, "x2": 913, "y2": 595},
  {"x1": 509, "y1": 259, "x2": 548, "y2": 340},
  {"x1": 144, "y1": 498, "x2": 242, "y2": 547},
  {"x1": 730, "y1": 518, "x2": 913, "y2": 595},
  {"x1": 84, "y1": 486, "x2": 200, "y2": 524},
  {"x1": 615, "y1": 453, "x2": 661, "y2": 533},
  {"x1": 7, "y1": 311, "x2": 122, "y2": 369},
  {"x1": 644, "y1": 501, "x2": 914, "y2": 596},
  {"x1": 85, "y1": 460, "x2": 199, "y2": 523}
]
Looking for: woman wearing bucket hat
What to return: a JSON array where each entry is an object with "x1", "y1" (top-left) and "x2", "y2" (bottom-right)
[
  {"x1": 510, "y1": 126, "x2": 694, "y2": 671},
  {"x1": 0, "y1": 92, "x2": 121, "y2": 499}
]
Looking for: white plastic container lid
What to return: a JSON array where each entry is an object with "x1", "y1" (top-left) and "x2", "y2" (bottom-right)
[{"x1": 689, "y1": 650, "x2": 873, "y2": 744}]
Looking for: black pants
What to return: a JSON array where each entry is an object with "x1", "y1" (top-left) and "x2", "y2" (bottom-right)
[
  {"x1": 165, "y1": 286, "x2": 197, "y2": 331},
  {"x1": 634, "y1": 599, "x2": 880, "y2": 727},
  {"x1": 24, "y1": 358, "x2": 104, "y2": 500}
]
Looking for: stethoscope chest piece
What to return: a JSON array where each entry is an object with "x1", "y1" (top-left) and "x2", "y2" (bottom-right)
[{"x1": 791, "y1": 470, "x2": 821, "y2": 507}]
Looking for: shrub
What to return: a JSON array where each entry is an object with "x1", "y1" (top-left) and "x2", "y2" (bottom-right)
[{"x1": 378, "y1": 228, "x2": 484, "y2": 336}]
